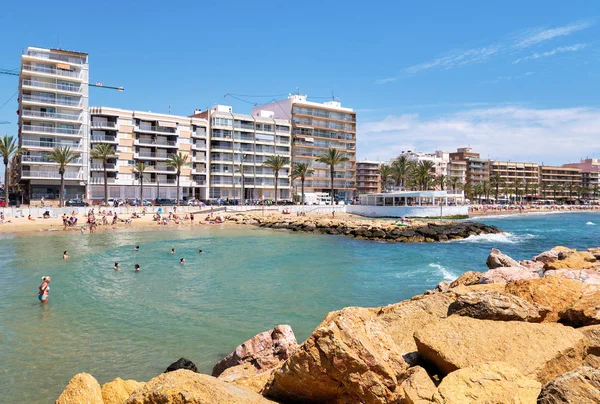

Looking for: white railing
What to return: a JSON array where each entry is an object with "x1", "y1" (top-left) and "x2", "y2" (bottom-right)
[
  {"x1": 22, "y1": 170, "x2": 81, "y2": 179},
  {"x1": 21, "y1": 139, "x2": 82, "y2": 149},
  {"x1": 22, "y1": 109, "x2": 81, "y2": 121},
  {"x1": 21, "y1": 95, "x2": 82, "y2": 107},
  {"x1": 22, "y1": 79, "x2": 82, "y2": 93},
  {"x1": 22, "y1": 155, "x2": 82, "y2": 164},
  {"x1": 91, "y1": 163, "x2": 116, "y2": 170},
  {"x1": 90, "y1": 177, "x2": 116, "y2": 184},
  {"x1": 91, "y1": 121, "x2": 116, "y2": 128},
  {"x1": 22, "y1": 64, "x2": 82, "y2": 79},
  {"x1": 91, "y1": 136, "x2": 117, "y2": 142},
  {"x1": 22, "y1": 125, "x2": 81, "y2": 136},
  {"x1": 136, "y1": 125, "x2": 176, "y2": 134},
  {"x1": 137, "y1": 152, "x2": 169, "y2": 159},
  {"x1": 25, "y1": 50, "x2": 86, "y2": 65}
]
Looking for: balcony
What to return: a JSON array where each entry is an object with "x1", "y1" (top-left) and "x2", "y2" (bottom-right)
[
  {"x1": 91, "y1": 135, "x2": 117, "y2": 143},
  {"x1": 21, "y1": 170, "x2": 81, "y2": 179},
  {"x1": 24, "y1": 50, "x2": 86, "y2": 65},
  {"x1": 192, "y1": 168, "x2": 207, "y2": 174},
  {"x1": 22, "y1": 79, "x2": 83, "y2": 94},
  {"x1": 22, "y1": 155, "x2": 83, "y2": 165},
  {"x1": 90, "y1": 177, "x2": 116, "y2": 184},
  {"x1": 22, "y1": 64, "x2": 83, "y2": 80},
  {"x1": 192, "y1": 143, "x2": 206, "y2": 150},
  {"x1": 91, "y1": 121, "x2": 117, "y2": 129},
  {"x1": 136, "y1": 152, "x2": 169, "y2": 159},
  {"x1": 21, "y1": 94, "x2": 82, "y2": 108},
  {"x1": 22, "y1": 125, "x2": 81, "y2": 137},
  {"x1": 135, "y1": 138, "x2": 177, "y2": 147},
  {"x1": 21, "y1": 139, "x2": 82, "y2": 150},
  {"x1": 193, "y1": 155, "x2": 207, "y2": 162},
  {"x1": 136, "y1": 125, "x2": 176, "y2": 134},
  {"x1": 147, "y1": 165, "x2": 176, "y2": 173},
  {"x1": 21, "y1": 109, "x2": 81, "y2": 122},
  {"x1": 192, "y1": 129, "x2": 207, "y2": 138},
  {"x1": 91, "y1": 163, "x2": 116, "y2": 171}
]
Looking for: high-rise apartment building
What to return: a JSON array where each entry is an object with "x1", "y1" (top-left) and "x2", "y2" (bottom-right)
[
  {"x1": 17, "y1": 47, "x2": 89, "y2": 202},
  {"x1": 399, "y1": 150, "x2": 449, "y2": 176},
  {"x1": 563, "y1": 158, "x2": 600, "y2": 198},
  {"x1": 193, "y1": 105, "x2": 292, "y2": 201},
  {"x1": 255, "y1": 95, "x2": 356, "y2": 200},
  {"x1": 449, "y1": 148, "x2": 489, "y2": 186},
  {"x1": 356, "y1": 161, "x2": 381, "y2": 194},
  {"x1": 488, "y1": 160, "x2": 539, "y2": 198},
  {"x1": 89, "y1": 107, "x2": 209, "y2": 201},
  {"x1": 539, "y1": 166, "x2": 582, "y2": 200}
]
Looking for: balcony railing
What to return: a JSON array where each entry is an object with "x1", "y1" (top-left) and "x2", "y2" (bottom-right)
[
  {"x1": 21, "y1": 139, "x2": 81, "y2": 149},
  {"x1": 22, "y1": 109, "x2": 81, "y2": 121},
  {"x1": 22, "y1": 94, "x2": 82, "y2": 107},
  {"x1": 91, "y1": 135, "x2": 117, "y2": 143},
  {"x1": 91, "y1": 121, "x2": 117, "y2": 128},
  {"x1": 22, "y1": 79, "x2": 82, "y2": 93},
  {"x1": 22, "y1": 155, "x2": 82, "y2": 164},
  {"x1": 91, "y1": 163, "x2": 116, "y2": 170},
  {"x1": 147, "y1": 166, "x2": 175, "y2": 172},
  {"x1": 22, "y1": 170, "x2": 81, "y2": 179},
  {"x1": 136, "y1": 138, "x2": 177, "y2": 147},
  {"x1": 193, "y1": 156, "x2": 207, "y2": 162},
  {"x1": 25, "y1": 50, "x2": 86, "y2": 65},
  {"x1": 22, "y1": 64, "x2": 82, "y2": 79},
  {"x1": 136, "y1": 125, "x2": 176, "y2": 134},
  {"x1": 23, "y1": 125, "x2": 81, "y2": 136},
  {"x1": 90, "y1": 177, "x2": 116, "y2": 184},
  {"x1": 137, "y1": 152, "x2": 169, "y2": 159}
]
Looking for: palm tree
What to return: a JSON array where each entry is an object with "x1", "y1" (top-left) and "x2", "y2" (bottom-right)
[
  {"x1": 90, "y1": 143, "x2": 115, "y2": 205},
  {"x1": 449, "y1": 177, "x2": 462, "y2": 194},
  {"x1": 0, "y1": 135, "x2": 22, "y2": 204},
  {"x1": 378, "y1": 164, "x2": 393, "y2": 192},
  {"x1": 291, "y1": 163, "x2": 314, "y2": 204},
  {"x1": 166, "y1": 152, "x2": 189, "y2": 206},
  {"x1": 391, "y1": 155, "x2": 410, "y2": 189},
  {"x1": 489, "y1": 173, "x2": 504, "y2": 202},
  {"x1": 482, "y1": 180, "x2": 491, "y2": 202},
  {"x1": 462, "y1": 183, "x2": 473, "y2": 200},
  {"x1": 550, "y1": 182, "x2": 562, "y2": 203},
  {"x1": 436, "y1": 174, "x2": 447, "y2": 190},
  {"x1": 47, "y1": 146, "x2": 78, "y2": 207},
  {"x1": 410, "y1": 160, "x2": 436, "y2": 190},
  {"x1": 134, "y1": 161, "x2": 147, "y2": 202},
  {"x1": 592, "y1": 185, "x2": 600, "y2": 203},
  {"x1": 262, "y1": 155, "x2": 288, "y2": 203},
  {"x1": 316, "y1": 148, "x2": 349, "y2": 205},
  {"x1": 529, "y1": 183, "x2": 538, "y2": 202},
  {"x1": 512, "y1": 179, "x2": 523, "y2": 203},
  {"x1": 474, "y1": 184, "x2": 484, "y2": 203}
]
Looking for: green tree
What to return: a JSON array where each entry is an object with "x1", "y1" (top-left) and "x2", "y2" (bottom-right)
[
  {"x1": 378, "y1": 164, "x2": 393, "y2": 192},
  {"x1": 482, "y1": 180, "x2": 491, "y2": 202},
  {"x1": 291, "y1": 163, "x2": 314, "y2": 204},
  {"x1": 391, "y1": 155, "x2": 410, "y2": 189},
  {"x1": 47, "y1": 146, "x2": 78, "y2": 207},
  {"x1": 166, "y1": 152, "x2": 189, "y2": 206},
  {"x1": 134, "y1": 161, "x2": 147, "y2": 202},
  {"x1": 512, "y1": 179, "x2": 523, "y2": 203},
  {"x1": 436, "y1": 174, "x2": 447, "y2": 191},
  {"x1": 262, "y1": 155, "x2": 288, "y2": 203},
  {"x1": 410, "y1": 160, "x2": 436, "y2": 190},
  {"x1": 549, "y1": 182, "x2": 562, "y2": 203},
  {"x1": 90, "y1": 143, "x2": 116, "y2": 205},
  {"x1": 448, "y1": 177, "x2": 462, "y2": 194},
  {"x1": 592, "y1": 185, "x2": 600, "y2": 203},
  {"x1": 316, "y1": 148, "x2": 349, "y2": 204},
  {"x1": 0, "y1": 135, "x2": 22, "y2": 205},
  {"x1": 489, "y1": 173, "x2": 504, "y2": 202}
]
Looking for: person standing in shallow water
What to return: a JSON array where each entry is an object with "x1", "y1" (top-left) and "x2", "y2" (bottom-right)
[
  {"x1": 114, "y1": 263, "x2": 120, "y2": 270},
  {"x1": 134, "y1": 264, "x2": 141, "y2": 271},
  {"x1": 38, "y1": 276, "x2": 50, "y2": 303},
  {"x1": 63, "y1": 251, "x2": 69, "y2": 261}
]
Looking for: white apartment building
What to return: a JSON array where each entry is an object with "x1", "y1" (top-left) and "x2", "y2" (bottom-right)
[
  {"x1": 193, "y1": 105, "x2": 292, "y2": 201},
  {"x1": 254, "y1": 95, "x2": 356, "y2": 200},
  {"x1": 17, "y1": 47, "x2": 89, "y2": 202},
  {"x1": 398, "y1": 150, "x2": 449, "y2": 176},
  {"x1": 89, "y1": 107, "x2": 209, "y2": 201}
]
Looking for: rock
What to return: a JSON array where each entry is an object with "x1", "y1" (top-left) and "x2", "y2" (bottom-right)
[
  {"x1": 101, "y1": 377, "x2": 144, "y2": 404},
  {"x1": 589, "y1": 247, "x2": 600, "y2": 260},
  {"x1": 559, "y1": 288, "x2": 600, "y2": 327},
  {"x1": 447, "y1": 291, "x2": 550, "y2": 322},
  {"x1": 264, "y1": 305, "x2": 410, "y2": 403},
  {"x1": 434, "y1": 281, "x2": 450, "y2": 293},
  {"x1": 56, "y1": 372, "x2": 103, "y2": 404},
  {"x1": 544, "y1": 251, "x2": 598, "y2": 271},
  {"x1": 533, "y1": 246, "x2": 574, "y2": 264},
  {"x1": 486, "y1": 248, "x2": 522, "y2": 269},
  {"x1": 449, "y1": 271, "x2": 483, "y2": 288},
  {"x1": 537, "y1": 366, "x2": 600, "y2": 404},
  {"x1": 579, "y1": 325, "x2": 600, "y2": 355},
  {"x1": 584, "y1": 354, "x2": 600, "y2": 368},
  {"x1": 165, "y1": 357, "x2": 198, "y2": 373},
  {"x1": 414, "y1": 316, "x2": 587, "y2": 383},
  {"x1": 432, "y1": 362, "x2": 541, "y2": 404},
  {"x1": 212, "y1": 325, "x2": 298, "y2": 377},
  {"x1": 217, "y1": 362, "x2": 277, "y2": 394},
  {"x1": 520, "y1": 259, "x2": 545, "y2": 274},
  {"x1": 400, "y1": 366, "x2": 437, "y2": 404},
  {"x1": 127, "y1": 369, "x2": 275, "y2": 404},
  {"x1": 504, "y1": 276, "x2": 585, "y2": 322},
  {"x1": 545, "y1": 269, "x2": 600, "y2": 285},
  {"x1": 480, "y1": 266, "x2": 540, "y2": 284},
  {"x1": 450, "y1": 283, "x2": 506, "y2": 296}
]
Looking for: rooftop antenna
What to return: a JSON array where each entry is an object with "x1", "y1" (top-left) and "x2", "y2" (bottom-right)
[
  {"x1": 168, "y1": 104, "x2": 171, "y2": 114},
  {"x1": 295, "y1": 87, "x2": 300, "y2": 95}
]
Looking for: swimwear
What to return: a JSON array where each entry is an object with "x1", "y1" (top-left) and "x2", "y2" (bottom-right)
[{"x1": 38, "y1": 295, "x2": 48, "y2": 301}]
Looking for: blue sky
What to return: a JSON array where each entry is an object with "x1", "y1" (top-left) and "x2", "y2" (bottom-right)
[{"x1": 1, "y1": 0, "x2": 599, "y2": 165}]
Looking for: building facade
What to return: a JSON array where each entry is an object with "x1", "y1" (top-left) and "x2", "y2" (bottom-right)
[
  {"x1": 488, "y1": 160, "x2": 539, "y2": 199},
  {"x1": 539, "y1": 166, "x2": 583, "y2": 201},
  {"x1": 449, "y1": 148, "x2": 489, "y2": 187},
  {"x1": 255, "y1": 95, "x2": 356, "y2": 200},
  {"x1": 356, "y1": 161, "x2": 381, "y2": 194},
  {"x1": 399, "y1": 150, "x2": 449, "y2": 176},
  {"x1": 17, "y1": 47, "x2": 89, "y2": 202},
  {"x1": 89, "y1": 107, "x2": 209, "y2": 201},
  {"x1": 193, "y1": 105, "x2": 292, "y2": 201}
]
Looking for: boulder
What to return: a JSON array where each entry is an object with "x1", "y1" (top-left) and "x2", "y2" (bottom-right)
[
  {"x1": 447, "y1": 291, "x2": 550, "y2": 322},
  {"x1": 449, "y1": 271, "x2": 483, "y2": 288},
  {"x1": 56, "y1": 372, "x2": 103, "y2": 404},
  {"x1": 486, "y1": 248, "x2": 521, "y2": 269},
  {"x1": 217, "y1": 362, "x2": 277, "y2": 394},
  {"x1": 579, "y1": 325, "x2": 600, "y2": 355},
  {"x1": 400, "y1": 366, "x2": 437, "y2": 404},
  {"x1": 432, "y1": 362, "x2": 541, "y2": 404},
  {"x1": 584, "y1": 354, "x2": 600, "y2": 369},
  {"x1": 212, "y1": 325, "x2": 298, "y2": 377},
  {"x1": 127, "y1": 369, "x2": 275, "y2": 404},
  {"x1": 165, "y1": 357, "x2": 198, "y2": 373},
  {"x1": 504, "y1": 276, "x2": 585, "y2": 322},
  {"x1": 537, "y1": 366, "x2": 600, "y2": 404},
  {"x1": 264, "y1": 306, "x2": 410, "y2": 403},
  {"x1": 414, "y1": 316, "x2": 587, "y2": 383},
  {"x1": 480, "y1": 266, "x2": 540, "y2": 284},
  {"x1": 559, "y1": 288, "x2": 600, "y2": 327},
  {"x1": 544, "y1": 251, "x2": 597, "y2": 271},
  {"x1": 520, "y1": 259, "x2": 545, "y2": 274},
  {"x1": 533, "y1": 246, "x2": 574, "y2": 264},
  {"x1": 589, "y1": 247, "x2": 600, "y2": 260},
  {"x1": 545, "y1": 269, "x2": 600, "y2": 285},
  {"x1": 101, "y1": 377, "x2": 144, "y2": 404}
]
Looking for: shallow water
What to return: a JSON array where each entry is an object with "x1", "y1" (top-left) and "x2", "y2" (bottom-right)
[{"x1": 1, "y1": 212, "x2": 599, "y2": 403}]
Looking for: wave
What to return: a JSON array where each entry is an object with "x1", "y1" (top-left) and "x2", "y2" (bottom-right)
[
  {"x1": 587, "y1": 222, "x2": 595, "y2": 225},
  {"x1": 429, "y1": 263, "x2": 458, "y2": 281},
  {"x1": 450, "y1": 232, "x2": 535, "y2": 244}
]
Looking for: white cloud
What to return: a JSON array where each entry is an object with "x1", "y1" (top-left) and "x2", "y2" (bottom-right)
[
  {"x1": 513, "y1": 43, "x2": 588, "y2": 63},
  {"x1": 377, "y1": 20, "x2": 594, "y2": 83},
  {"x1": 358, "y1": 106, "x2": 600, "y2": 164}
]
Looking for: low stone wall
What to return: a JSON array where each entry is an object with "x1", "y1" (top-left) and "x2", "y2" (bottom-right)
[{"x1": 347, "y1": 204, "x2": 469, "y2": 218}]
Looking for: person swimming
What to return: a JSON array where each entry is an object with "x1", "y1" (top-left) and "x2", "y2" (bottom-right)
[
  {"x1": 134, "y1": 264, "x2": 141, "y2": 271},
  {"x1": 171, "y1": 248, "x2": 176, "y2": 254},
  {"x1": 180, "y1": 258, "x2": 185, "y2": 264},
  {"x1": 199, "y1": 250, "x2": 203, "y2": 254},
  {"x1": 114, "y1": 262, "x2": 120, "y2": 270},
  {"x1": 134, "y1": 246, "x2": 139, "y2": 251},
  {"x1": 38, "y1": 276, "x2": 50, "y2": 303},
  {"x1": 63, "y1": 251, "x2": 69, "y2": 261}
]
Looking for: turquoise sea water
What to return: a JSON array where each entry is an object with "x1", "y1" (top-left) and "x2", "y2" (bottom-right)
[{"x1": 1, "y1": 212, "x2": 599, "y2": 403}]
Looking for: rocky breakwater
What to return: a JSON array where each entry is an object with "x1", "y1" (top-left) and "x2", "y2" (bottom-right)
[
  {"x1": 56, "y1": 245, "x2": 600, "y2": 403},
  {"x1": 225, "y1": 213, "x2": 502, "y2": 243}
]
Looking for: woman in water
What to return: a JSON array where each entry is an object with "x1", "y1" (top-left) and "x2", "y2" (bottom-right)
[
  {"x1": 63, "y1": 251, "x2": 69, "y2": 261},
  {"x1": 180, "y1": 258, "x2": 185, "y2": 264},
  {"x1": 114, "y1": 262, "x2": 120, "y2": 270},
  {"x1": 134, "y1": 264, "x2": 141, "y2": 271},
  {"x1": 171, "y1": 248, "x2": 176, "y2": 254},
  {"x1": 134, "y1": 246, "x2": 139, "y2": 251},
  {"x1": 199, "y1": 250, "x2": 203, "y2": 254},
  {"x1": 38, "y1": 276, "x2": 50, "y2": 303}
]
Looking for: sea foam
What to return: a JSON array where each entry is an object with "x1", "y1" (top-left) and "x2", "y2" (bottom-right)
[
  {"x1": 429, "y1": 263, "x2": 458, "y2": 281},
  {"x1": 450, "y1": 232, "x2": 534, "y2": 244}
]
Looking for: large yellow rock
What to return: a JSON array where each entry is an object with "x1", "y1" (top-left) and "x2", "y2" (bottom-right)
[
  {"x1": 504, "y1": 276, "x2": 584, "y2": 322},
  {"x1": 579, "y1": 325, "x2": 600, "y2": 355},
  {"x1": 217, "y1": 362, "x2": 277, "y2": 394},
  {"x1": 414, "y1": 316, "x2": 586, "y2": 384},
  {"x1": 559, "y1": 288, "x2": 600, "y2": 327},
  {"x1": 101, "y1": 377, "x2": 144, "y2": 404},
  {"x1": 432, "y1": 362, "x2": 541, "y2": 404},
  {"x1": 400, "y1": 366, "x2": 437, "y2": 404},
  {"x1": 538, "y1": 366, "x2": 600, "y2": 403},
  {"x1": 56, "y1": 372, "x2": 103, "y2": 404},
  {"x1": 544, "y1": 251, "x2": 597, "y2": 271},
  {"x1": 127, "y1": 369, "x2": 274, "y2": 404}
]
